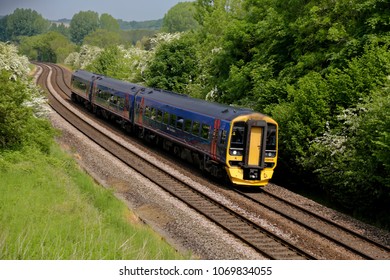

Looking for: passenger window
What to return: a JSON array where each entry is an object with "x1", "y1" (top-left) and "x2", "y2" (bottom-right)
[
  {"x1": 77, "y1": 81, "x2": 87, "y2": 91},
  {"x1": 108, "y1": 94, "x2": 117, "y2": 104},
  {"x1": 157, "y1": 110, "x2": 163, "y2": 122},
  {"x1": 145, "y1": 106, "x2": 151, "y2": 118},
  {"x1": 150, "y1": 108, "x2": 157, "y2": 120},
  {"x1": 118, "y1": 97, "x2": 125, "y2": 109},
  {"x1": 192, "y1": 121, "x2": 200, "y2": 136},
  {"x1": 201, "y1": 124, "x2": 210, "y2": 140},
  {"x1": 184, "y1": 120, "x2": 192, "y2": 133},
  {"x1": 169, "y1": 114, "x2": 177, "y2": 127},
  {"x1": 177, "y1": 117, "x2": 184, "y2": 130},
  {"x1": 163, "y1": 112, "x2": 169, "y2": 124}
]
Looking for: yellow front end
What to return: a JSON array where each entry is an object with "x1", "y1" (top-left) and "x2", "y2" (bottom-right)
[
  {"x1": 225, "y1": 114, "x2": 278, "y2": 187},
  {"x1": 227, "y1": 167, "x2": 275, "y2": 186}
]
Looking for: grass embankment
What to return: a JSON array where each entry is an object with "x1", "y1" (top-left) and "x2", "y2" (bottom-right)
[{"x1": 0, "y1": 145, "x2": 184, "y2": 260}]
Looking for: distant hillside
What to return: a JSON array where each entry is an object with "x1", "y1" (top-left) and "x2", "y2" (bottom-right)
[
  {"x1": 53, "y1": 18, "x2": 71, "y2": 24},
  {"x1": 51, "y1": 18, "x2": 162, "y2": 31},
  {"x1": 51, "y1": 18, "x2": 71, "y2": 27},
  {"x1": 118, "y1": 19, "x2": 162, "y2": 30}
]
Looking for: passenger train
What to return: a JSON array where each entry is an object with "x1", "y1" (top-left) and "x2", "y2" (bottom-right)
[{"x1": 71, "y1": 70, "x2": 278, "y2": 186}]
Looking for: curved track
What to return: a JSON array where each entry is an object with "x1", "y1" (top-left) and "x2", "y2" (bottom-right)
[
  {"x1": 34, "y1": 63, "x2": 315, "y2": 260},
  {"x1": 34, "y1": 62, "x2": 390, "y2": 260}
]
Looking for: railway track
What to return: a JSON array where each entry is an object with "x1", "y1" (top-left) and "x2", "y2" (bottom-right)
[
  {"x1": 235, "y1": 188, "x2": 390, "y2": 259},
  {"x1": 34, "y1": 62, "x2": 390, "y2": 260}
]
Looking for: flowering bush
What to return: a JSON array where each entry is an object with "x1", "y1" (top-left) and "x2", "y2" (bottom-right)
[
  {"x1": 64, "y1": 33, "x2": 182, "y2": 84},
  {"x1": 65, "y1": 45, "x2": 102, "y2": 69},
  {"x1": 0, "y1": 42, "x2": 30, "y2": 80},
  {"x1": 0, "y1": 42, "x2": 54, "y2": 151}
]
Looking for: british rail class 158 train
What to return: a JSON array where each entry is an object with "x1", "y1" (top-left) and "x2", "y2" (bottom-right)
[{"x1": 71, "y1": 70, "x2": 278, "y2": 187}]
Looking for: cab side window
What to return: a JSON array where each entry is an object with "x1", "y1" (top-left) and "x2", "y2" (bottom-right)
[{"x1": 220, "y1": 130, "x2": 227, "y2": 145}]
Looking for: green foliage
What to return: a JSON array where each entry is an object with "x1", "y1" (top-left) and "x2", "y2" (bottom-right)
[
  {"x1": 305, "y1": 89, "x2": 390, "y2": 213},
  {"x1": 0, "y1": 42, "x2": 55, "y2": 152},
  {"x1": 83, "y1": 29, "x2": 122, "y2": 48},
  {"x1": 49, "y1": 23, "x2": 70, "y2": 39},
  {"x1": 61, "y1": 0, "x2": 390, "y2": 226},
  {"x1": 70, "y1": 11, "x2": 100, "y2": 44},
  {"x1": 162, "y1": 2, "x2": 200, "y2": 32},
  {"x1": 0, "y1": 70, "x2": 55, "y2": 152},
  {"x1": 137, "y1": 0, "x2": 390, "y2": 226},
  {"x1": 0, "y1": 71, "x2": 31, "y2": 149},
  {"x1": 145, "y1": 33, "x2": 199, "y2": 94},
  {"x1": 86, "y1": 46, "x2": 123, "y2": 76},
  {"x1": 99, "y1": 13, "x2": 120, "y2": 32},
  {"x1": 118, "y1": 19, "x2": 163, "y2": 30},
  {"x1": 65, "y1": 45, "x2": 103, "y2": 70},
  {"x1": 19, "y1": 31, "x2": 76, "y2": 63},
  {"x1": 86, "y1": 45, "x2": 150, "y2": 83},
  {"x1": 1, "y1": 8, "x2": 50, "y2": 41},
  {"x1": 0, "y1": 42, "x2": 30, "y2": 80},
  {"x1": 121, "y1": 29, "x2": 158, "y2": 46}
]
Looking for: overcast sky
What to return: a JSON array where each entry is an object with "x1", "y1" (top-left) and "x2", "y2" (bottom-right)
[{"x1": 0, "y1": 0, "x2": 190, "y2": 21}]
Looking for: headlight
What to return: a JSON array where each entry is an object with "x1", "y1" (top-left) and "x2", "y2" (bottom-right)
[
  {"x1": 265, "y1": 151, "x2": 276, "y2": 158},
  {"x1": 230, "y1": 149, "x2": 243, "y2": 156}
]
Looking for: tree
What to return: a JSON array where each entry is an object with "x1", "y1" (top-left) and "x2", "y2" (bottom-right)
[
  {"x1": 49, "y1": 22, "x2": 70, "y2": 39},
  {"x1": 0, "y1": 70, "x2": 31, "y2": 149},
  {"x1": 83, "y1": 29, "x2": 122, "y2": 48},
  {"x1": 87, "y1": 46, "x2": 125, "y2": 78},
  {"x1": 0, "y1": 42, "x2": 30, "y2": 80},
  {"x1": 70, "y1": 11, "x2": 99, "y2": 44},
  {"x1": 19, "y1": 32, "x2": 76, "y2": 63},
  {"x1": 100, "y1": 13, "x2": 120, "y2": 32},
  {"x1": 64, "y1": 45, "x2": 102, "y2": 70},
  {"x1": 145, "y1": 33, "x2": 199, "y2": 94},
  {"x1": 0, "y1": 16, "x2": 8, "y2": 41},
  {"x1": 3, "y1": 9, "x2": 50, "y2": 41},
  {"x1": 162, "y1": 2, "x2": 200, "y2": 32},
  {"x1": 0, "y1": 42, "x2": 55, "y2": 151}
]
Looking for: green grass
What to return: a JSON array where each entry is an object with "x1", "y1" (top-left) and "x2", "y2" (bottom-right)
[{"x1": 0, "y1": 145, "x2": 185, "y2": 260}]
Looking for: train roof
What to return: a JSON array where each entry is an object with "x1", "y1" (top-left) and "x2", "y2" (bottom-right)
[
  {"x1": 139, "y1": 88, "x2": 256, "y2": 121},
  {"x1": 73, "y1": 70, "x2": 260, "y2": 121},
  {"x1": 72, "y1": 69, "x2": 99, "y2": 80},
  {"x1": 73, "y1": 70, "x2": 143, "y2": 94},
  {"x1": 95, "y1": 76, "x2": 142, "y2": 94}
]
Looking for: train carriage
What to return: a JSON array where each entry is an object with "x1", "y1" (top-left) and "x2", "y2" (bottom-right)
[
  {"x1": 133, "y1": 88, "x2": 278, "y2": 186},
  {"x1": 70, "y1": 70, "x2": 98, "y2": 103},
  {"x1": 93, "y1": 76, "x2": 140, "y2": 124},
  {"x1": 71, "y1": 69, "x2": 278, "y2": 187}
]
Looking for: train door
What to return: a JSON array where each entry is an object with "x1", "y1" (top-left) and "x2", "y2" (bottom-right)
[
  {"x1": 248, "y1": 126, "x2": 262, "y2": 166},
  {"x1": 245, "y1": 120, "x2": 267, "y2": 168},
  {"x1": 211, "y1": 119, "x2": 221, "y2": 160},
  {"x1": 89, "y1": 76, "x2": 99, "y2": 102}
]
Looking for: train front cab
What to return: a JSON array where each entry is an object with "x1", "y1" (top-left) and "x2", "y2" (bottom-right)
[{"x1": 225, "y1": 114, "x2": 278, "y2": 187}]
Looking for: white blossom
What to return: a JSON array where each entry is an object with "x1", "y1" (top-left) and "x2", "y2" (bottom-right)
[
  {"x1": 65, "y1": 45, "x2": 102, "y2": 69},
  {"x1": 149, "y1": 32, "x2": 182, "y2": 49},
  {"x1": 0, "y1": 42, "x2": 30, "y2": 80}
]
